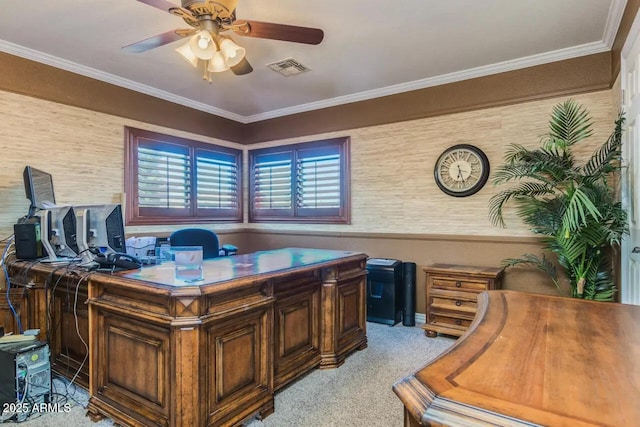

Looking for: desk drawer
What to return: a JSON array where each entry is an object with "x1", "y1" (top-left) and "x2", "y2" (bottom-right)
[{"x1": 431, "y1": 276, "x2": 489, "y2": 292}]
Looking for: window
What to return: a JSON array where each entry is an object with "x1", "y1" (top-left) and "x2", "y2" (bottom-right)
[
  {"x1": 249, "y1": 137, "x2": 350, "y2": 223},
  {"x1": 125, "y1": 127, "x2": 242, "y2": 225}
]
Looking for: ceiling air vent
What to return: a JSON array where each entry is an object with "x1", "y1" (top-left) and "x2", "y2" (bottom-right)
[{"x1": 267, "y1": 58, "x2": 311, "y2": 76}]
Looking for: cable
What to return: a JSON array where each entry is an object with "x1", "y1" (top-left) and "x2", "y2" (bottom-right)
[
  {"x1": 44, "y1": 264, "x2": 77, "y2": 344},
  {"x1": 52, "y1": 376, "x2": 85, "y2": 409},
  {"x1": 0, "y1": 234, "x2": 14, "y2": 243},
  {"x1": 1, "y1": 236, "x2": 15, "y2": 268},
  {"x1": 0, "y1": 237, "x2": 14, "y2": 267},
  {"x1": 2, "y1": 236, "x2": 22, "y2": 333},
  {"x1": 2, "y1": 365, "x2": 30, "y2": 423},
  {"x1": 0, "y1": 253, "x2": 93, "y2": 423},
  {"x1": 5, "y1": 257, "x2": 44, "y2": 335},
  {"x1": 56, "y1": 268, "x2": 83, "y2": 381},
  {"x1": 1, "y1": 248, "x2": 94, "y2": 413},
  {"x1": 67, "y1": 271, "x2": 92, "y2": 388}
]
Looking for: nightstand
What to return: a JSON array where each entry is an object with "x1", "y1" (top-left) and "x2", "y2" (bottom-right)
[{"x1": 422, "y1": 264, "x2": 503, "y2": 338}]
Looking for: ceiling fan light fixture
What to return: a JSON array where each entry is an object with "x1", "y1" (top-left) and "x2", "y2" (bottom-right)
[
  {"x1": 208, "y1": 52, "x2": 230, "y2": 73},
  {"x1": 219, "y1": 37, "x2": 245, "y2": 67},
  {"x1": 189, "y1": 30, "x2": 216, "y2": 60},
  {"x1": 124, "y1": 3, "x2": 326, "y2": 82},
  {"x1": 175, "y1": 41, "x2": 198, "y2": 68}
]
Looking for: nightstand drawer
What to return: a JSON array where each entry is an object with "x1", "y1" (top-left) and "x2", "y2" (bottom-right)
[
  {"x1": 429, "y1": 312, "x2": 473, "y2": 331},
  {"x1": 430, "y1": 295, "x2": 477, "y2": 314},
  {"x1": 431, "y1": 277, "x2": 489, "y2": 292}
]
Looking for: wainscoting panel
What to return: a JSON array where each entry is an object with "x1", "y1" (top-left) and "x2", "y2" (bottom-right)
[{"x1": 236, "y1": 230, "x2": 568, "y2": 315}]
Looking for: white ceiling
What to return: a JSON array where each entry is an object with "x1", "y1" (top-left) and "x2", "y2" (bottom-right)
[{"x1": 0, "y1": 0, "x2": 626, "y2": 123}]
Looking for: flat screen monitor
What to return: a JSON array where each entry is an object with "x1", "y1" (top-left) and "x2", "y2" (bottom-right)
[
  {"x1": 40, "y1": 206, "x2": 79, "y2": 261},
  {"x1": 74, "y1": 204, "x2": 126, "y2": 262},
  {"x1": 23, "y1": 166, "x2": 56, "y2": 217}
]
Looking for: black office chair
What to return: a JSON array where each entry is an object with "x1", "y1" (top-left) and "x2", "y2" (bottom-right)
[{"x1": 169, "y1": 228, "x2": 237, "y2": 259}]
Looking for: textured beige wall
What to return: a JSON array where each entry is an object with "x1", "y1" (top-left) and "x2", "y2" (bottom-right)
[
  {"x1": 245, "y1": 90, "x2": 615, "y2": 236},
  {"x1": 0, "y1": 88, "x2": 614, "y2": 241},
  {"x1": 0, "y1": 90, "x2": 244, "y2": 239}
]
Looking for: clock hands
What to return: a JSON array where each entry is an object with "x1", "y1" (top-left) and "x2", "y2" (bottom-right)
[{"x1": 456, "y1": 165, "x2": 466, "y2": 183}]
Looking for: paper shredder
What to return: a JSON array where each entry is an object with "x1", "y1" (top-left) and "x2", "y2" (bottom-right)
[{"x1": 366, "y1": 258, "x2": 403, "y2": 326}]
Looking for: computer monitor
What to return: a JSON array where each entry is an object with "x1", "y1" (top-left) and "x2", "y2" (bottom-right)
[
  {"x1": 40, "y1": 206, "x2": 79, "y2": 261},
  {"x1": 23, "y1": 166, "x2": 56, "y2": 217},
  {"x1": 74, "y1": 204, "x2": 126, "y2": 263}
]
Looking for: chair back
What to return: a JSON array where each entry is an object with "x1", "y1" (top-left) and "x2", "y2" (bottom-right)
[{"x1": 169, "y1": 228, "x2": 220, "y2": 259}]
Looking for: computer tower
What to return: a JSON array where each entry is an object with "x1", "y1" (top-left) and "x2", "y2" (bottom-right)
[
  {"x1": 13, "y1": 221, "x2": 43, "y2": 260},
  {"x1": 0, "y1": 341, "x2": 51, "y2": 422},
  {"x1": 366, "y1": 258, "x2": 403, "y2": 326}
]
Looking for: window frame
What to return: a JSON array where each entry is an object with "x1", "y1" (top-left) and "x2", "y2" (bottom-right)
[
  {"x1": 248, "y1": 137, "x2": 351, "y2": 224},
  {"x1": 124, "y1": 127, "x2": 243, "y2": 225}
]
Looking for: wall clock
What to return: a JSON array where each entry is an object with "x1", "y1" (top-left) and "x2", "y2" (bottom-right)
[{"x1": 434, "y1": 144, "x2": 490, "y2": 197}]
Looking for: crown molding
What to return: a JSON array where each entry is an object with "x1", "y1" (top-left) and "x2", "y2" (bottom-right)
[
  {"x1": 604, "y1": 0, "x2": 629, "y2": 48},
  {"x1": 0, "y1": 19, "x2": 619, "y2": 126},
  {"x1": 0, "y1": 40, "x2": 248, "y2": 123},
  {"x1": 245, "y1": 41, "x2": 611, "y2": 123}
]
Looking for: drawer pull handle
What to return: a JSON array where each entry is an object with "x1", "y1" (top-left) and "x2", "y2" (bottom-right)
[
  {"x1": 455, "y1": 300, "x2": 462, "y2": 306},
  {"x1": 455, "y1": 320, "x2": 462, "y2": 326},
  {"x1": 456, "y1": 281, "x2": 462, "y2": 287}
]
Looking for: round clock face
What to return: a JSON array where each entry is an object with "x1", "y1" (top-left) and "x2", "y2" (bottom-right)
[{"x1": 434, "y1": 144, "x2": 490, "y2": 197}]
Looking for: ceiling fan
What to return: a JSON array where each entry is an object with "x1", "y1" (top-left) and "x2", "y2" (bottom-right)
[{"x1": 123, "y1": 0, "x2": 324, "y2": 81}]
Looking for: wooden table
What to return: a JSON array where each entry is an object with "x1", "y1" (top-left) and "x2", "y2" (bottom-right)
[
  {"x1": 86, "y1": 248, "x2": 367, "y2": 427},
  {"x1": 393, "y1": 290, "x2": 640, "y2": 427},
  {"x1": 5, "y1": 248, "x2": 368, "y2": 426}
]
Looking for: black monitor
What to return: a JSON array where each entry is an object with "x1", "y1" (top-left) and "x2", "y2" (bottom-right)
[
  {"x1": 23, "y1": 166, "x2": 56, "y2": 217},
  {"x1": 74, "y1": 204, "x2": 126, "y2": 262}
]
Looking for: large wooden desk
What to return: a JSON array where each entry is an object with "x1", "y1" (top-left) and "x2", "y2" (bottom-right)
[
  {"x1": 5, "y1": 248, "x2": 367, "y2": 426},
  {"x1": 86, "y1": 248, "x2": 367, "y2": 426},
  {"x1": 393, "y1": 290, "x2": 640, "y2": 427}
]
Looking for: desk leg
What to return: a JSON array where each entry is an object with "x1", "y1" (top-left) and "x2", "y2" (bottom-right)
[
  {"x1": 320, "y1": 278, "x2": 340, "y2": 368},
  {"x1": 320, "y1": 266, "x2": 367, "y2": 369},
  {"x1": 171, "y1": 321, "x2": 201, "y2": 427}
]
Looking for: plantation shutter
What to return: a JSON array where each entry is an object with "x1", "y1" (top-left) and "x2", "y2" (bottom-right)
[
  {"x1": 248, "y1": 136, "x2": 349, "y2": 223},
  {"x1": 137, "y1": 141, "x2": 191, "y2": 217},
  {"x1": 296, "y1": 145, "x2": 342, "y2": 217},
  {"x1": 252, "y1": 151, "x2": 293, "y2": 215},
  {"x1": 196, "y1": 148, "x2": 239, "y2": 215}
]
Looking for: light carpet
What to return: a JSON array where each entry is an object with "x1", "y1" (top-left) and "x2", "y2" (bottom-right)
[{"x1": 2, "y1": 322, "x2": 454, "y2": 426}]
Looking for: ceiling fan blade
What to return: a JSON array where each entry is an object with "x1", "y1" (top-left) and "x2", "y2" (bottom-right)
[
  {"x1": 230, "y1": 20, "x2": 324, "y2": 45},
  {"x1": 135, "y1": 0, "x2": 197, "y2": 24},
  {"x1": 122, "y1": 29, "x2": 189, "y2": 53},
  {"x1": 231, "y1": 57, "x2": 253, "y2": 75},
  {"x1": 135, "y1": 0, "x2": 180, "y2": 13}
]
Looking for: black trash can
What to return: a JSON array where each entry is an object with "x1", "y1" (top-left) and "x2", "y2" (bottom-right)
[{"x1": 366, "y1": 258, "x2": 403, "y2": 326}]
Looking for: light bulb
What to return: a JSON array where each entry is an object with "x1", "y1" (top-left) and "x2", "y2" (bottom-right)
[
  {"x1": 197, "y1": 35, "x2": 209, "y2": 49},
  {"x1": 189, "y1": 31, "x2": 216, "y2": 60},
  {"x1": 208, "y1": 51, "x2": 229, "y2": 73},
  {"x1": 219, "y1": 37, "x2": 245, "y2": 67}
]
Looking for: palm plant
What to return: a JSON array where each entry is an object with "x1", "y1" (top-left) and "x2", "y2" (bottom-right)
[{"x1": 489, "y1": 99, "x2": 628, "y2": 301}]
